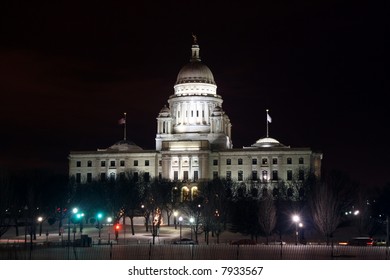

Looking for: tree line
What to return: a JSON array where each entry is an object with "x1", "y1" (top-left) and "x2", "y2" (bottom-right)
[{"x1": 1, "y1": 168, "x2": 390, "y2": 244}]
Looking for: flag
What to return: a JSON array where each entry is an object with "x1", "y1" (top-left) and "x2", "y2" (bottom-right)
[
  {"x1": 118, "y1": 118, "x2": 126, "y2": 125},
  {"x1": 267, "y1": 112, "x2": 272, "y2": 123}
]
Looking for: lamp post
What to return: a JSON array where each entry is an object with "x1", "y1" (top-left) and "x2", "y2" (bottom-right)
[
  {"x1": 189, "y1": 217, "x2": 194, "y2": 240},
  {"x1": 179, "y1": 216, "x2": 183, "y2": 240},
  {"x1": 97, "y1": 212, "x2": 103, "y2": 244},
  {"x1": 292, "y1": 215, "x2": 300, "y2": 245},
  {"x1": 68, "y1": 208, "x2": 78, "y2": 246},
  {"x1": 37, "y1": 216, "x2": 43, "y2": 237},
  {"x1": 174, "y1": 211, "x2": 178, "y2": 229}
]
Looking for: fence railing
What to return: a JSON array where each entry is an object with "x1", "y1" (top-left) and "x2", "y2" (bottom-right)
[{"x1": 1, "y1": 242, "x2": 389, "y2": 260}]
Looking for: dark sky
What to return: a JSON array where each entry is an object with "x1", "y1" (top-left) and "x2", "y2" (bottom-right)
[{"x1": 0, "y1": 1, "x2": 386, "y2": 187}]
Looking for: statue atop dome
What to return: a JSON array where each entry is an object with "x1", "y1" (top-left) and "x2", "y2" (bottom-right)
[{"x1": 192, "y1": 33, "x2": 197, "y2": 44}]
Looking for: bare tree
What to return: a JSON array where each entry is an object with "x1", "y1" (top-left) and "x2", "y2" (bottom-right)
[{"x1": 258, "y1": 194, "x2": 277, "y2": 244}]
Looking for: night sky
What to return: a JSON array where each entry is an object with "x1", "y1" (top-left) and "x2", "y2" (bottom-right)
[{"x1": 0, "y1": 1, "x2": 386, "y2": 187}]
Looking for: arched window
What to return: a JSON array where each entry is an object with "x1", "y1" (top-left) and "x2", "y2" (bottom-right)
[{"x1": 182, "y1": 187, "x2": 190, "y2": 202}]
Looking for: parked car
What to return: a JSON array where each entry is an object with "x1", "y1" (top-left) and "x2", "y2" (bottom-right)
[
  {"x1": 373, "y1": 239, "x2": 387, "y2": 246},
  {"x1": 348, "y1": 237, "x2": 373, "y2": 246},
  {"x1": 173, "y1": 238, "x2": 196, "y2": 245},
  {"x1": 230, "y1": 239, "x2": 257, "y2": 245}
]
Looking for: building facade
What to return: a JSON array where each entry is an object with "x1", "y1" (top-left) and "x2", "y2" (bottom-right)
[{"x1": 69, "y1": 41, "x2": 322, "y2": 199}]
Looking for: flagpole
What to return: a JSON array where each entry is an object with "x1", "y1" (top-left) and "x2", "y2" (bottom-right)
[
  {"x1": 124, "y1": 112, "x2": 127, "y2": 141},
  {"x1": 266, "y1": 109, "x2": 269, "y2": 138}
]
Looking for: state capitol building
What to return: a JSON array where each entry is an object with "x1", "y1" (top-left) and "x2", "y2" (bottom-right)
[{"x1": 69, "y1": 39, "x2": 322, "y2": 201}]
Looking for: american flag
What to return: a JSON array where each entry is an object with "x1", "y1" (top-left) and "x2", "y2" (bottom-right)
[{"x1": 118, "y1": 118, "x2": 126, "y2": 125}]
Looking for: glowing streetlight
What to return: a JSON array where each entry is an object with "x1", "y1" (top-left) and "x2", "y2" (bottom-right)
[
  {"x1": 292, "y1": 215, "x2": 300, "y2": 245},
  {"x1": 178, "y1": 216, "x2": 183, "y2": 240},
  {"x1": 174, "y1": 211, "x2": 178, "y2": 229},
  {"x1": 37, "y1": 216, "x2": 43, "y2": 236}
]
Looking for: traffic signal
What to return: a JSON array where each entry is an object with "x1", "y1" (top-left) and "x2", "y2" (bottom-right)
[{"x1": 114, "y1": 224, "x2": 120, "y2": 240}]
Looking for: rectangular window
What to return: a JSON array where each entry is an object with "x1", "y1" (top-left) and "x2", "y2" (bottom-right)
[
  {"x1": 76, "y1": 173, "x2": 81, "y2": 183},
  {"x1": 76, "y1": 161, "x2": 81, "y2": 167},
  {"x1": 287, "y1": 170, "x2": 293, "y2": 181},
  {"x1": 299, "y1": 170, "x2": 304, "y2": 181},
  {"x1": 238, "y1": 158, "x2": 243, "y2": 165},
  {"x1": 134, "y1": 160, "x2": 138, "y2": 166},
  {"x1": 145, "y1": 160, "x2": 150, "y2": 166},
  {"x1": 299, "y1": 157, "x2": 304, "y2": 164},
  {"x1": 120, "y1": 160, "x2": 125, "y2": 167},
  {"x1": 226, "y1": 171, "x2": 231, "y2": 181},
  {"x1": 183, "y1": 171, "x2": 189, "y2": 181},
  {"x1": 101, "y1": 161, "x2": 106, "y2": 167},
  {"x1": 272, "y1": 170, "x2": 278, "y2": 181},
  {"x1": 194, "y1": 171, "x2": 198, "y2": 181},
  {"x1": 287, "y1": 158, "x2": 292, "y2": 164},
  {"x1": 262, "y1": 158, "x2": 268, "y2": 165},
  {"x1": 226, "y1": 158, "x2": 231, "y2": 165},
  {"x1": 262, "y1": 170, "x2": 268, "y2": 181},
  {"x1": 238, "y1": 171, "x2": 243, "y2": 181},
  {"x1": 159, "y1": 160, "x2": 162, "y2": 166},
  {"x1": 174, "y1": 171, "x2": 178, "y2": 181},
  {"x1": 100, "y1": 173, "x2": 106, "y2": 181},
  {"x1": 110, "y1": 160, "x2": 115, "y2": 167},
  {"x1": 87, "y1": 173, "x2": 92, "y2": 183},
  {"x1": 87, "y1": 161, "x2": 92, "y2": 167},
  {"x1": 196, "y1": 110, "x2": 199, "y2": 117},
  {"x1": 213, "y1": 171, "x2": 219, "y2": 180},
  {"x1": 213, "y1": 159, "x2": 218, "y2": 166},
  {"x1": 252, "y1": 170, "x2": 258, "y2": 180},
  {"x1": 272, "y1": 158, "x2": 278, "y2": 165},
  {"x1": 252, "y1": 158, "x2": 257, "y2": 165}
]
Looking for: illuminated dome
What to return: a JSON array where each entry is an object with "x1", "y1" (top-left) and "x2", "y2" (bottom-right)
[
  {"x1": 175, "y1": 44, "x2": 215, "y2": 85},
  {"x1": 251, "y1": 137, "x2": 285, "y2": 148},
  {"x1": 158, "y1": 105, "x2": 171, "y2": 117}
]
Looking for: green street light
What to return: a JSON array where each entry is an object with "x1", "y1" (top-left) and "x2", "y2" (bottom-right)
[{"x1": 97, "y1": 212, "x2": 103, "y2": 243}]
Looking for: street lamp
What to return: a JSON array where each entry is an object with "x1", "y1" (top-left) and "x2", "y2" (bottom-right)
[
  {"x1": 178, "y1": 216, "x2": 183, "y2": 240},
  {"x1": 292, "y1": 215, "x2": 300, "y2": 245},
  {"x1": 68, "y1": 208, "x2": 78, "y2": 246},
  {"x1": 189, "y1": 217, "x2": 194, "y2": 240},
  {"x1": 174, "y1": 211, "x2": 178, "y2": 229},
  {"x1": 97, "y1": 212, "x2": 103, "y2": 244},
  {"x1": 37, "y1": 216, "x2": 43, "y2": 236},
  {"x1": 107, "y1": 217, "x2": 112, "y2": 242}
]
